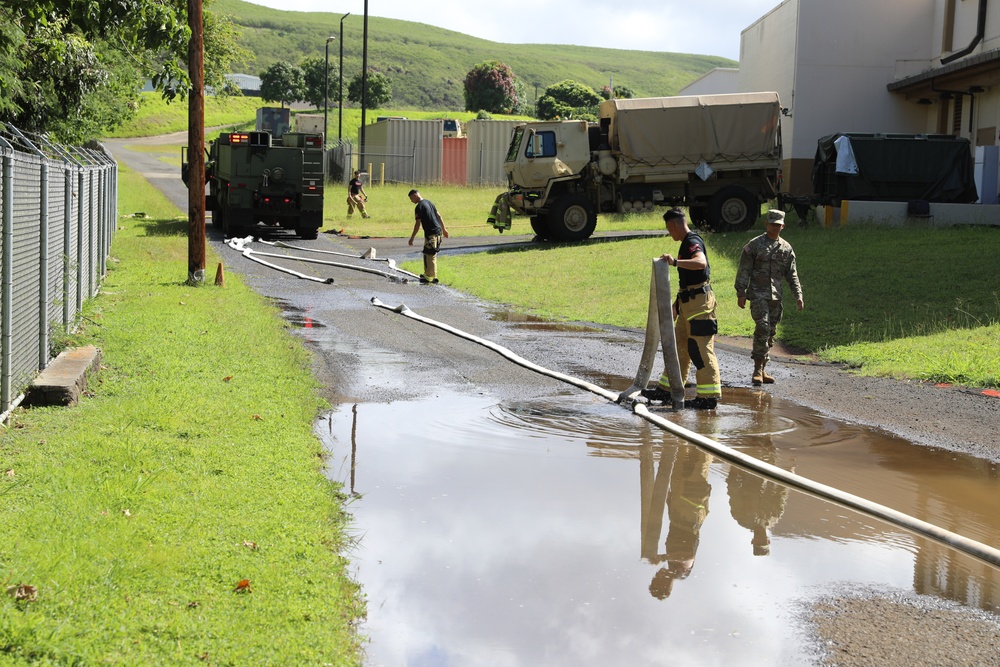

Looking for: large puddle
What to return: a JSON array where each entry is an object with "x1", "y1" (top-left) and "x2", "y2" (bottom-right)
[{"x1": 318, "y1": 387, "x2": 1000, "y2": 666}]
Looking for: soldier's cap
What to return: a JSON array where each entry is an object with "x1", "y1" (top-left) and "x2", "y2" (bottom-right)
[{"x1": 766, "y1": 209, "x2": 786, "y2": 225}]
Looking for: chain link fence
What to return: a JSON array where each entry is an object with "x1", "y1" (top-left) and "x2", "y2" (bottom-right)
[{"x1": 0, "y1": 123, "x2": 117, "y2": 414}]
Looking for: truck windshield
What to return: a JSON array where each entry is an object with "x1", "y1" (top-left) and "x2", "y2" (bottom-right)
[
  {"x1": 525, "y1": 131, "x2": 556, "y2": 158},
  {"x1": 506, "y1": 129, "x2": 524, "y2": 162}
]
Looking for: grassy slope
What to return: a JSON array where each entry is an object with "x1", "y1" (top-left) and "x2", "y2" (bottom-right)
[
  {"x1": 0, "y1": 166, "x2": 363, "y2": 664},
  {"x1": 213, "y1": 0, "x2": 733, "y2": 109}
]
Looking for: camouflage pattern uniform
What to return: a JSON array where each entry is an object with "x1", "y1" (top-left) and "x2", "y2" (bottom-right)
[{"x1": 734, "y1": 233, "x2": 802, "y2": 363}]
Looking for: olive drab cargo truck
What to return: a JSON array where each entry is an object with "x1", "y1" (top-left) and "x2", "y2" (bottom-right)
[
  {"x1": 181, "y1": 130, "x2": 325, "y2": 239},
  {"x1": 489, "y1": 92, "x2": 783, "y2": 241}
]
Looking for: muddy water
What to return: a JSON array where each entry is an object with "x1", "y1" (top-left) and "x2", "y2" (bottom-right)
[{"x1": 318, "y1": 386, "x2": 1000, "y2": 666}]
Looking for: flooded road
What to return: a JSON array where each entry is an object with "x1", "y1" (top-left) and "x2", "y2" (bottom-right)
[{"x1": 318, "y1": 385, "x2": 1000, "y2": 666}]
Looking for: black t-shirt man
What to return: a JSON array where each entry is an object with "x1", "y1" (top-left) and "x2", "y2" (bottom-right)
[{"x1": 677, "y1": 231, "x2": 710, "y2": 288}]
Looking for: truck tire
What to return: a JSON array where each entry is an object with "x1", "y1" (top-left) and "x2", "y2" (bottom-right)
[
  {"x1": 708, "y1": 187, "x2": 760, "y2": 232},
  {"x1": 530, "y1": 215, "x2": 552, "y2": 241},
  {"x1": 297, "y1": 226, "x2": 319, "y2": 240},
  {"x1": 549, "y1": 195, "x2": 597, "y2": 242}
]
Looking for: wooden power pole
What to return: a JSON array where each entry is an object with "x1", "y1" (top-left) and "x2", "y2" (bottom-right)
[{"x1": 187, "y1": 0, "x2": 206, "y2": 283}]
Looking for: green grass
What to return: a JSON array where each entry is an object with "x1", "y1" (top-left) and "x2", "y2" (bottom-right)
[
  {"x1": 437, "y1": 222, "x2": 1000, "y2": 388},
  {"x1": 104, "y1": 94, "x2": 266, "y2": 138},
  {"x1": 0, "y1": 165, "x2": 364, "y2": 664},
  {"x1": 323, "y1": 182, "x2": 670, "y2": 239}
]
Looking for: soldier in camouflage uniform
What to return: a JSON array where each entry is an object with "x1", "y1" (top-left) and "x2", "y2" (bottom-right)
[{"x1": 733, "y1": 209, "x2": 804, "y2": 385}]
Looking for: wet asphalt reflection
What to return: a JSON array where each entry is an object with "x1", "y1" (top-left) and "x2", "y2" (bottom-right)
[{"x1": 318, "y1": 385, "x2": 1000, "y2": 666}]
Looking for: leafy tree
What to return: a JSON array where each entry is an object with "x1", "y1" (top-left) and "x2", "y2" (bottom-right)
[
  {"x1": 300, "y1": 56, "x2": 338, "y2": 110},
  {"x1": 536, "y1": 80, "x2": 602, "y2": 121},
  {"x1": 463, "y1": 60, "x2": 519, "y2": 114},
  {"x1": 601, "y1": 84, "x2": 637, "y2": 100},
  {"x1": 347, "y1": 71, "x2": 393, "y2": 109},
  {"x1": 0, "y1": 0, "x2": 245, "y2": 143},
  {"x1": 260, "y1": 61, "x2": 305, "y2": 108}
]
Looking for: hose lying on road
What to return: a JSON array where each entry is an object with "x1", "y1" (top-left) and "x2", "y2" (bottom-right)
[
  {"x1": 227, "y1": 237, "x2": 413, "y2": 283},
  {"x1": 370, "y1": 296, "x2": 1000, "y2": 570},
  {"x1": 260, "y1": 240, "x2": 420, "y2": 280},
  {"x1": 227, "y1": 236, "x2": 334, "y2": 284}
]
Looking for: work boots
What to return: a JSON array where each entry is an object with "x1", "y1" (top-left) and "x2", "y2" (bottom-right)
[
  {"x1": 752, "y1": 359, "x2": 764, "y2": 386},
  {"x1": 760, "y1": 359, "x2": 775, "y2": 384}
]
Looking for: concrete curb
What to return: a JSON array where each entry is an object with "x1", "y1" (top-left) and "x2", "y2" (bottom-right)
[{"x1": 23, "y1": 346, "x2": 102, "y2": 407}]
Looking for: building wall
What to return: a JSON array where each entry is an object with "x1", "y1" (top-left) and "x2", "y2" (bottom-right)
[
  {"x1": 740, "y1": 0, "x2": 936, "y2": 193},
  {"x1": 678, "y1": 68, "x2": 740, "y2": 96},
  {"x1": 359, "y1": 119, "x2": 443, "y2": 184},
  {"x1": 464, "y1": 120, "x2": 522, "y2": 186}
]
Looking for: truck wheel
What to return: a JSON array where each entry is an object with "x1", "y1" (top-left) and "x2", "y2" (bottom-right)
[
  {"x1": 530, "y1": 215, "x2": 551, "y2": 241},
  {"x1": 549, "y1": 195, "x2": 597, "y2": 242},
  {"x1": 708, "y1": 187, "x2": 760, "y2": 232},
  {"x1": 297, "y1": 227, "x2": 319, "y2": 240}
]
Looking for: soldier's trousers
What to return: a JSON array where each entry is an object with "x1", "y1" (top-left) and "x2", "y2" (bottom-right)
[
  {"x1": 750, "y1": 298, "x2": 783, "y2": 361},
  {"x1": 670, "y1": 286, "x2": 721, "y2": 398}
]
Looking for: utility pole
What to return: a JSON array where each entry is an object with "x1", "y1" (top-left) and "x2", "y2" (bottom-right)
[
  {"x1": 187, "y1": 0, "x2": 205, "y2": 284},
  {"x1": 324, "y1": 36, "x2": 336, "y2": 147},
  {"x1": 360, "y1": 0, "x2": 369, "y2": 169}
]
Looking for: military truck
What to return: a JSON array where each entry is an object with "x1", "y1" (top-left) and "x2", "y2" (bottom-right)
[
  {"x1": 489, "y1": 92, "x2": 783, "y2": 241},
  {"x1": 182, "y1": 130, "x2": 325, "y2": 239}
]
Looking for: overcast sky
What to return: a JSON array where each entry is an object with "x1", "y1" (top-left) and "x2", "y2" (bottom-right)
[{"x1": 241, "y1": 0, "x2": 782, "y2": 62}]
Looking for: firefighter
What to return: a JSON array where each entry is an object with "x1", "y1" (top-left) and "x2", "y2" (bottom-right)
[
  {"x1": 642, "y1": 207, "x2": 721, "y2": 409},
  {"x1": 734, "y1": 209, "x2": 804, "y2": 385},
  {"x1": 347, "y1": 170, "x2": 370, "y2": 218}
]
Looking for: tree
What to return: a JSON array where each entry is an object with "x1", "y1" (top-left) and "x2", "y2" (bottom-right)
[
  {"x1": 300, "y1": 56, "x2": 337, "y2": 110},
  {"x1": 536, "y1": 80, "x2": 602, "y2": 121},
  {"x1": 347, "y1": 71, "x2": 393, "y2": 109},
  {"x1": 463, "y1": 61, "x2": 519, "y2": 115},
  {"x1": 601, "y1": 84, "x2": 637, "y2": 100},
  {"x1": 260, "y1": 61, "x2": 305, "y2": 108},
  {"x1": 0, "y1": 0, "x2": 245, "y2": 143}
]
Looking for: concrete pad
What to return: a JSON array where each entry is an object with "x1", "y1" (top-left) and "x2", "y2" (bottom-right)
[{"x1": 23, "y1": 346, "x2": 102, "y2": 407}]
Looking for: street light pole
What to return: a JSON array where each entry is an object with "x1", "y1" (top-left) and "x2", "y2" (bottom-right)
[
  {"x1": 339, "y1": 12, "x2": 350, "y2": 142},
  {"x1": 360, "y1": 0, "x2": 368, "y2": 168},
  {"x1": 324, "y1": 36, "x2": 335, "y2": 147}
]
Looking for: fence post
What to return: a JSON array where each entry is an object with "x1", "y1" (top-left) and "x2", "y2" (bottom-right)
[
  {"x1": 63, "y1": 162, "x2": 74, "y2": 327},
  {"x1": 0, "y1": 137, "x2": 13, "y2": 412}
]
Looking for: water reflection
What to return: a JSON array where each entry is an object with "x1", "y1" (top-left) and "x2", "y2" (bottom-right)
[
  {"x1": 319, "y1": 389, "x2": 1000, "y2": 665},
  {"x1": 641, "y1": 443, "x2": 712, "y2": 599}
]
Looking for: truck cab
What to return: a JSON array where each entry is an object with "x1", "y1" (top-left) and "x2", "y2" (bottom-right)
[{"x1": 501, "y1": 120, "x2": 598, "y2": 241}]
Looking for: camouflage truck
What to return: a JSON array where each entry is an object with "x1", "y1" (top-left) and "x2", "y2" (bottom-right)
[
  {"x1": 182, "y1": 130, "x2": 325, "y2": 239},
  {"x1": 489, "y1": 93, "x2": 783, "y2": 241}
]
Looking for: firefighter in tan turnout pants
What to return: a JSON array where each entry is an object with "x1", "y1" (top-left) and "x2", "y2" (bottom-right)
[
  {"x1": 642, "y1": 208, "x2": 722, "y2": 410},
  {"x1": 734, "y1": 209, "x2": 804, "y2": 386}
]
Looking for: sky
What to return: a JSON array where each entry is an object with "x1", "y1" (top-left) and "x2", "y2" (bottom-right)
[{"x1": 241, "y1": 0, "x2": 782, "y2": 62}]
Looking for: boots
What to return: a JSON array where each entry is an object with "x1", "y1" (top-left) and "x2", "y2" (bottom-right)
[
  {"x1": 752, "y1": 359, "x2": 764, "y2": 386},
  {"x1": 761, "y1": 358, "x2": 775, "y2": 384}
]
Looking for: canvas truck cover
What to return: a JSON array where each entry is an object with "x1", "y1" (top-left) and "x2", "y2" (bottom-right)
[
  {"x1": 811, "y1": 133, "x2": 978, "y2": 204},
  {"x1": 601, "y1": 92, "x2": 782, "y2": 167}
]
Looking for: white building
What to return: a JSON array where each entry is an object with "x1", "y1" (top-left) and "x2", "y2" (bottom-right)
[{"x1": 725, "y1": 0, "x2": 1000, "y2": 195}]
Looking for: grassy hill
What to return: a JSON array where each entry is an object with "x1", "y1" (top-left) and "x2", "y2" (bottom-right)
[{"x1": 214, "y1": 0, "x2": 734, "y2": 110}]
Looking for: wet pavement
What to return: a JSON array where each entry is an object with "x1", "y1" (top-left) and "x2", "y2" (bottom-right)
[
  {"x1": 245, "y1": 236, "x2": 1000, "y2": 666},
  {"x1": 316, "y1": 382, "x2": 999, "y2": 666}
]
